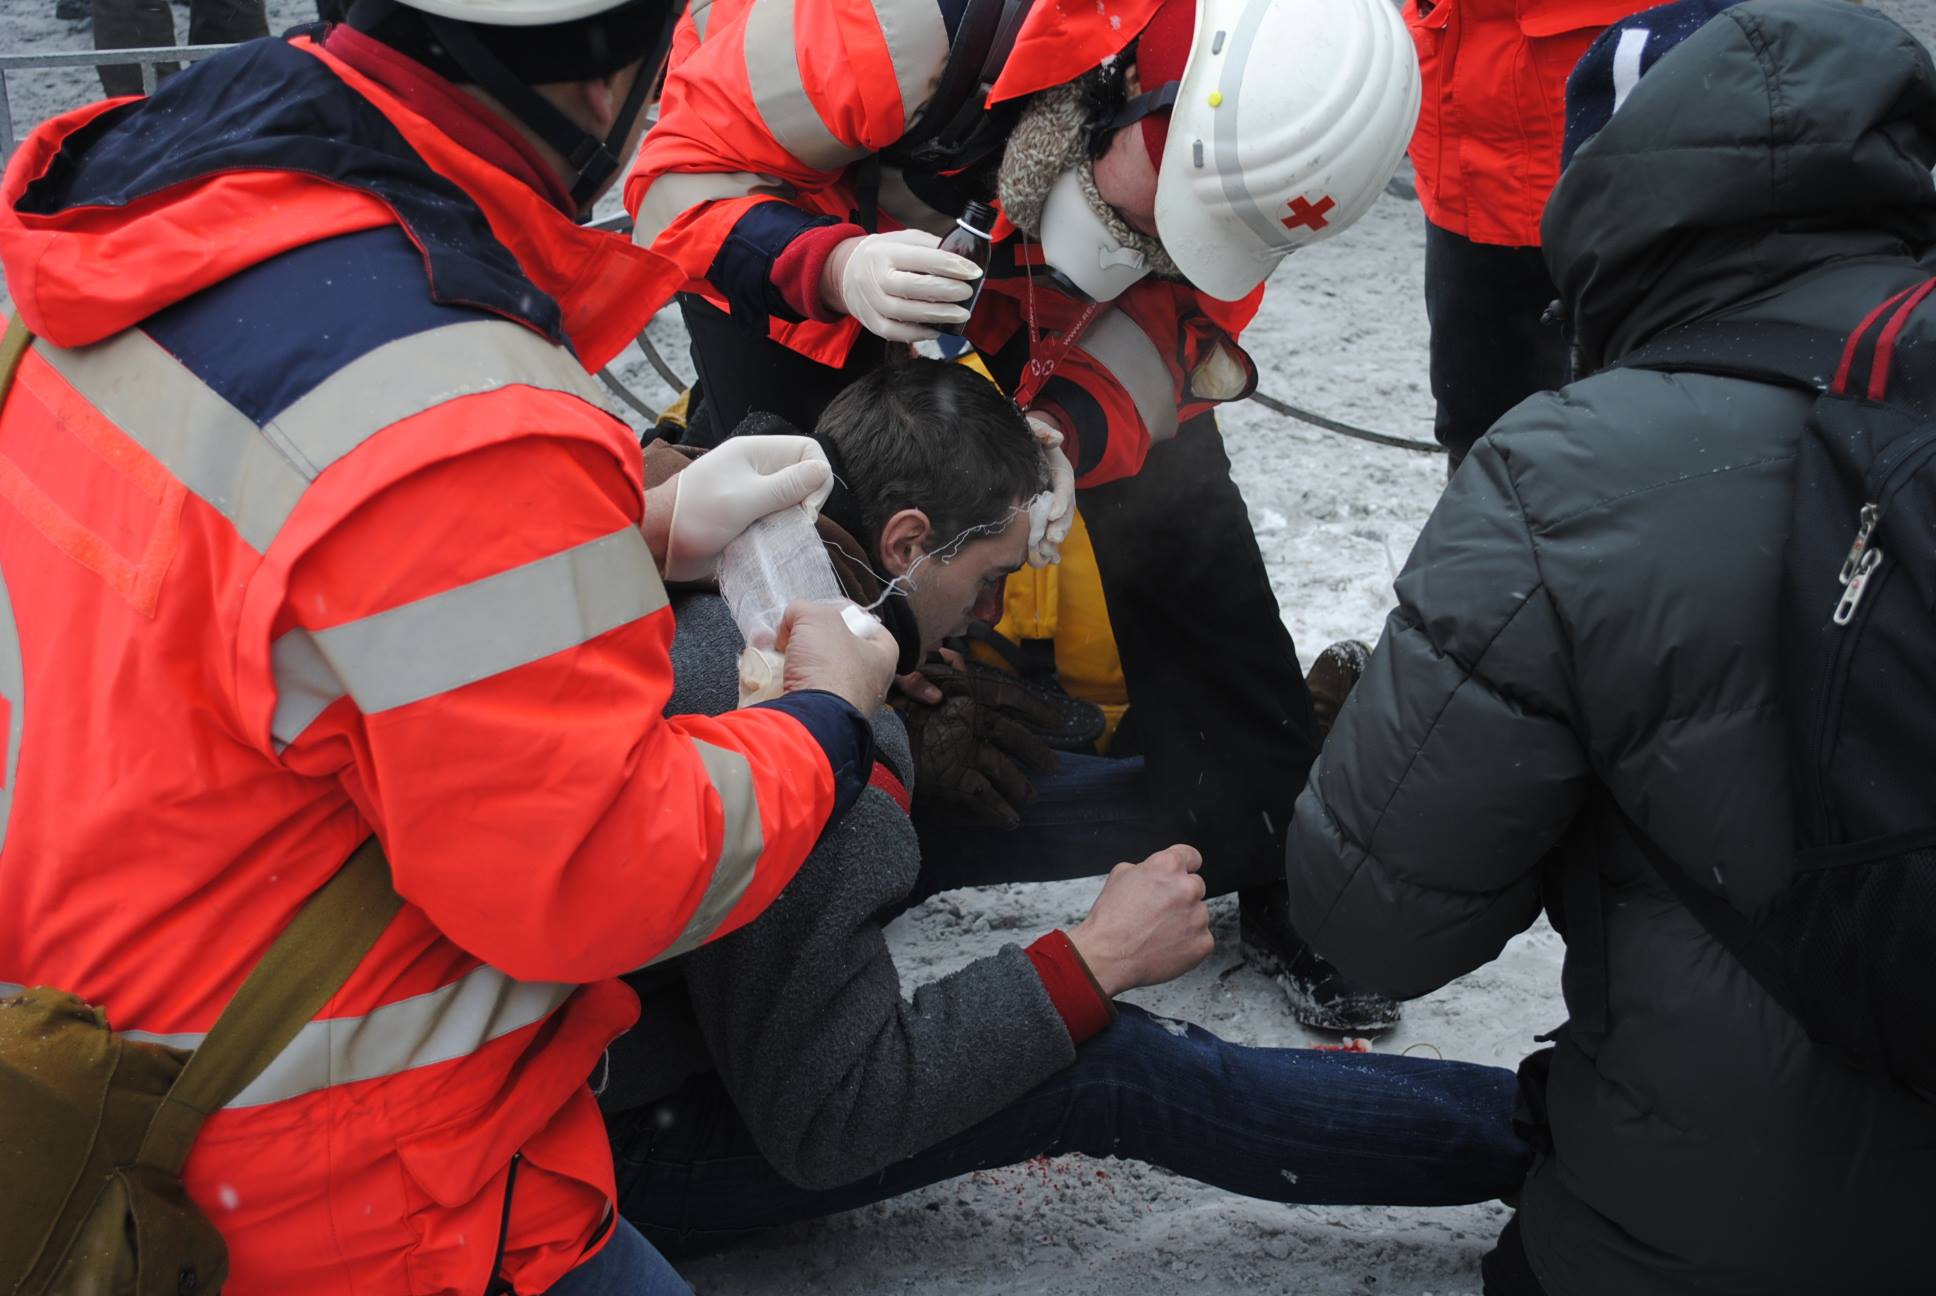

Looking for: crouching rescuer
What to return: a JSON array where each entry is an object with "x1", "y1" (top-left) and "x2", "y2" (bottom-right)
[
  {"x1": 627, "y1": 0, "x2": 1424, "y2": 1033},
  {"x1": 0, "y1": 0, "x2": 900, "y2": 1288}
]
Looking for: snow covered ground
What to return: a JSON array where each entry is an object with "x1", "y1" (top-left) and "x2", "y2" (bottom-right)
[{"x1": 1, "y1": 2, "x2": 1930, "y2": 1291}]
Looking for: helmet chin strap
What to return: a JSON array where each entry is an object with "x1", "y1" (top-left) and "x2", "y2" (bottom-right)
[
  {"x1": 423, "y1": 10, "x2": 661, "y2": 216},
  {"x1": 1096, "y1": 79, "x2": 1177, "y2": 137}
]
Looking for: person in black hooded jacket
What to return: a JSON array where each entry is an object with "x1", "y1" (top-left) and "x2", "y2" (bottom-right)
[{"x1": 1285, "y1": 1, "x2": 1936, "y2": 1292}]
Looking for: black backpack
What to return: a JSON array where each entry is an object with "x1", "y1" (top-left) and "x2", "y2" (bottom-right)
[{"x1": 1616, "y1": 276, "x2": 1936, "y2": 1099}]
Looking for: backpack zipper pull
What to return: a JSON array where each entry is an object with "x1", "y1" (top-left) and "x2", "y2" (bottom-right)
[
  {"x1": 1839, "y1": 503, "x2": 1880, "y2": 585},
  {"x1": 1834, "y1": 546, "x2": 1882, "y2": 626}
]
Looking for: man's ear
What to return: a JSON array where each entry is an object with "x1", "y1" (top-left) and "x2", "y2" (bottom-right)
[{"x1": 877, "y1": 508, "x2": 934, "y2": 578}]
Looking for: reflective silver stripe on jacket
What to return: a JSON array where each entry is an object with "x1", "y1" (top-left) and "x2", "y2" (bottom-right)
[
  {"x1": 643, "y1": 740, "x2": 765, "y2": 965},
  {"x1": 1, "y1": 971, "x2": 574, "y2": 1109},
  {"x1": 868, "y1": 0, "x2": 949, "y2": 132},
  {"x1": 0, "y1": 571, "x2": 23, "y2": 852},
  {"x1": 742, "y1": 0, "x2": 870, "y2": 173},
  {"x1": 37, "y1": 320, "x2": 611, "y2": 556},
  {"x1": 271, "y1": 526, "x2": 669, "y2": 744},
  {"x1": 36, "y1": 331, "x2": 309, "y2": 554},
  {"x1": 1076, "y1": 309, "x2": 1182, "y2": 444},
  {"x1": 38, "y1": 321, "x2": 635, "y2": 746},
  {"x1": 633, "y1": 170, "x2": 798, "y2": 249},
  {"x1": 260, "y1": 320, "x2": 610, "y2": 479},
  {"x1": 691, "y1": 0, "x2": 714, "y2": 38}
]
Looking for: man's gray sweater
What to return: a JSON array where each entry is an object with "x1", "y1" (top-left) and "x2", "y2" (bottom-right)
[{"x1": 602, "y1": 593, "x2": 1078, "y2": 1189}]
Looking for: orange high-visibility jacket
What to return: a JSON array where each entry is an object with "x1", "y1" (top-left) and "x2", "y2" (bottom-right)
[
  {"x1": 0, "y1": 35, "x2": 870, "y2": 1295},
  {"x1": 627, "y1": 0, "x2": 1263, "y2": 486},
  {"x1": 1405, "y1": 0, "x2": 1648, "y2": 247}
]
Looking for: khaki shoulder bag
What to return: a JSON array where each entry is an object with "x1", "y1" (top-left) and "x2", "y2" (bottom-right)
[{"x1": 1, "y1": 839, "x2": 399, "y2": 1296}]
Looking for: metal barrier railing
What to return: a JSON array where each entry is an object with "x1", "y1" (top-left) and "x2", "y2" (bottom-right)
[
  {"x1": 0, "y1": 45, "x2": 1443, "y2": 453},
  {"x1": 0, "y1": 44, "x2": 235, "y2": 162}
]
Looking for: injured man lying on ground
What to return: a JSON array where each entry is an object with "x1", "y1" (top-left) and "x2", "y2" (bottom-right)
[{"x1": 595, "y1": 360, "x2": 1528, "y2": 1251}]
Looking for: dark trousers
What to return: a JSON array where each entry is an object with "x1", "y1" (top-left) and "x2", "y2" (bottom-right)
[
  {"x1": 908, "y1": 752, "x2": 1157, "y2": 907},
  {"x1": 674, "y1": 294, "x2": 886, "y2": 446},
  {"x1": 1074, "y1": 421, "x2": 1318, "y2": 894},
  {"x1": 1423, "y1": 220, "x2": 1571, "y2": 470},
  {"x1": 680, "y1": 304, "x2": 1317, "y2": 896},
  {"x1": 91, "y1": 0, "x2": 266, "y2": 96},
  {"x1": 608, "y1": 1002, "x2": 1529, "y2": 1254}
]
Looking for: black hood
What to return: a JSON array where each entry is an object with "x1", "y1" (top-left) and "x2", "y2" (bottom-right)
[{"x1": 1544, "y1": 0, "x2": 1936, "y2": 371}]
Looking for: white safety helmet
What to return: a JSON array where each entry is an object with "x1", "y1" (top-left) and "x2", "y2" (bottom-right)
[
  {"x1": 1153, "y1": 0, "x2": 1420, "y2": 301},
  {"x1": 393, "y1": 0, "x2": 638, "y2": 25}
]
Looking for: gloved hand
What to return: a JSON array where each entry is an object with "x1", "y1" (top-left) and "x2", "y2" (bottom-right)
[
  {"x1": 821, "y1": 230, "x2": 981, "y2": 343},
  {"x1": 900, "y1": 663, "x2": 1065, "y2": 829},
  {"x1": 662, "y1": 435, "x2": 835, "y2": 581},
  {"x1": 1024, "y1": 413, "x2": 1076, "y2": 568}
]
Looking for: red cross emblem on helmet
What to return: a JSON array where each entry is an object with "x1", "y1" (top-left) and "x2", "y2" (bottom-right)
[{"x1": 1281, "y1": 195, "x2": 1337, "y2": 232}]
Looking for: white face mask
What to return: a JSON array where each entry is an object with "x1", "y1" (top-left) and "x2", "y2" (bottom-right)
[{"x1": 1037, "y1": 167, "x2": 1154, "y2": 302}]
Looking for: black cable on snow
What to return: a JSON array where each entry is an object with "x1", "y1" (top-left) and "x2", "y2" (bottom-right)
[
  {"x1": 1247, "y1": 391, "x2": 1444, "y2": 454},
  {"x1": 596, "y1": 365, "x2": 660, "y2": 420},
  {"x1": 636, "y1": 331, "x2": 690, "y2": 394}
]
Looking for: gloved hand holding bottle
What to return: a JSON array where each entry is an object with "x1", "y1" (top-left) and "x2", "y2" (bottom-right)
[{"x1": 820, "y1": 230, "x2": 983, "y2": 342}]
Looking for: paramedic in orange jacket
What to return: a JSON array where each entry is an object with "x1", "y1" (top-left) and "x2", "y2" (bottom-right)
[
  {"x1": 626, "y1": 0, "x2": 1423, "y2": 1030},
  {"x1": 0, "y1": 0, "x2": 899, "y2": 1289},
  {"x1": 1407, "y1": 0, "x2": 1650, "y2": 465}
]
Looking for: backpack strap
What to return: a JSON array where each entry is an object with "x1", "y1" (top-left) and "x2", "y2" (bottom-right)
[
  {"x1": 1616, "y1": 315, "x2": 1841, "y2": 393},
  {"x1": 0, "y1": 314, "x2": 33, "y2": 403},
  {"x1": 137, "y1": 839, "x2": 401, "y2": 1173},
  {"x1": 1619, "y1": 279, "x2": 1936, "y2": 399},
  {"x1": 1605, "y1": 798, "x2": 1814, "y2": 1038},
  {"x1": 1836, "y1": 277, "x2": 1936, "y2": 402}
]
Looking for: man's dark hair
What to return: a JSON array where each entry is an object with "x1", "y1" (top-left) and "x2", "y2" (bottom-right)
[{"x1": 817, "y1": 360, "x2": 1047, "y2": 555}]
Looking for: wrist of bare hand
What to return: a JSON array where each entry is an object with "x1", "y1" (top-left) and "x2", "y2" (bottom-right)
[
  {"x1": 641, "y1": 480, "x2": 677, "y2": 575},
  {"x1": 1067, "y1": 920, "x2": 1128, "y2": 998}
]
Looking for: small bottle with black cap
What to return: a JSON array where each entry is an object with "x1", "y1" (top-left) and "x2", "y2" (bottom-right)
[{"x1": 935, "y1": 200, "x2": 996, "y2": 336}]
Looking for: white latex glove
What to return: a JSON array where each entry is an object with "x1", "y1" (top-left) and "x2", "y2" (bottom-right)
[
  {"x1": 821, "y1": 230, "x2": 981, "y2": 343},
  {"x1": 1025, "y1": 413, "x2": 1076, "y2": 568},
  {"x1": 663, "y1": 435, "x2": 834, "y2": 581}
]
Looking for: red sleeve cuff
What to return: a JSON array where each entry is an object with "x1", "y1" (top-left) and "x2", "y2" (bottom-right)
[
  {"x1": 771, "y1": 222, "x2": 866, "y2": 321},
  {"x1": 868, "y1": 760, "x2": 912, "y2": 815},
  {"x1": 1024, "y1": 929, "x2": 1115, "y2": 1045}
]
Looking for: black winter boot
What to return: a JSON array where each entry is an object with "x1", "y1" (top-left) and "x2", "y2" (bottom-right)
[
  {"x1": 1239, "y1": 885, "x2": 1403, "y2": 1034},
  {"x1": 1238, "y1": 637, "x2": 1400, "y2": 1034},
  {"x1": 1306, "y1": 639, "x2": 1372, "y2": 739}
]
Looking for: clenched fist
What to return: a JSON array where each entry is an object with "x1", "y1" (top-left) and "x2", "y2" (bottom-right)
[{"x1": 1068, "y1": 845, "x2": 1214, "y2": 997}]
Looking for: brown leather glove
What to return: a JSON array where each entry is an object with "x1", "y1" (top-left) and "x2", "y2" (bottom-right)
[{"x1": 900, "y1": 665, "x2": 1066, "y2": 829}]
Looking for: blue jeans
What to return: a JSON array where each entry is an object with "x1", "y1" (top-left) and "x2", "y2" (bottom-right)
[
  {"x1": 608, "y1": 1002, "x2": 1528, "y2": 1252},
  {"x1": 540, "y1": 1218, "x2": 692, "y2": 1296}
]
